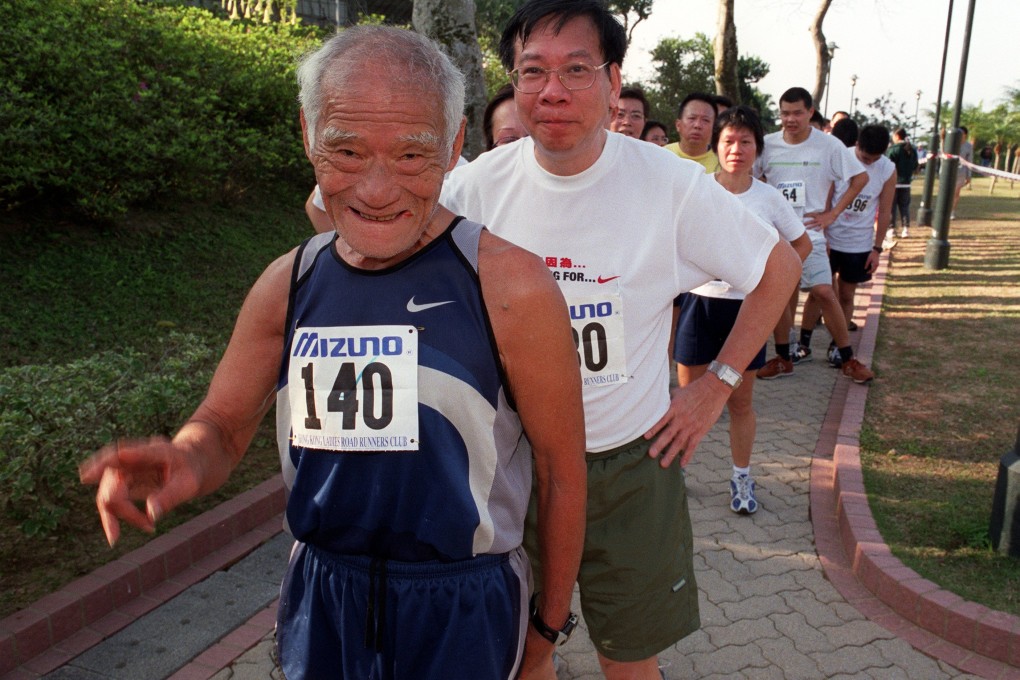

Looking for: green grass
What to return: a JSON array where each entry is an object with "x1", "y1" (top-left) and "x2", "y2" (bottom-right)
[
  {"x1": 0, "y1": 190, "x2": 311, "y2": 617},
  {"x1": 0, "y1": 191, "x2": 311, "y2": 367},
  {"x1": 862, "y1": 175, "x2": 1020, "y2": 616}
]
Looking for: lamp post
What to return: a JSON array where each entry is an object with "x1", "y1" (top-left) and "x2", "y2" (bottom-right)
[
  {"x1": 917, "y1": 0, "x2": 955, "y2": 227},
  {"x1": 925, "y1": 0, "x2": 977, "y2": 270},
  {"x1": 850, "y1": 75, "x2": 858, "y2": 115},
  {"x1": 913, "y1": 89, "x2": 922, "y2": 139},
  {"x1": 823, "y1": 41, "x2": 838, "y2": 117}
]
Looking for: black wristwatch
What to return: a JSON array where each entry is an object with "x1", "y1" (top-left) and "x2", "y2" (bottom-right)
[
  {"x1": 873, "y1": 245, "x2": 883, "y2": 253},
  {"x1": 529, "y1": 592, "x2": 578, "y2": 645}
]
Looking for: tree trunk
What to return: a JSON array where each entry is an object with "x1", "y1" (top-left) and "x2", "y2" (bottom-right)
[
  {"x1": 413, "y1": 0, "x2": 487, "y2": 161},
  {"x1": 810, "y1": 0, "x2": 834, "y2": 110},
  {"x1": 713, "y1": 0, "x2": 740, "y2": 103}
]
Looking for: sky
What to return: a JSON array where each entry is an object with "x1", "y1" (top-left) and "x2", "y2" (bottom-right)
[{"x1": 622, "y1": 0, "x2": 1019, "y2": 122}]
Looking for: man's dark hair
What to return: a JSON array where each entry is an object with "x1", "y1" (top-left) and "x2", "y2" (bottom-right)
[
  {"x1": 779, "y1": 87, "x2": 813, "y2": 109},
  {"x1": 858, "y1": 125, "x2": 891, "y2": 155},
  {"x1": 831, "y1": 118, "x2": 859, "y2": 147},
  {"x1": 809, "y1": 109, "x2": 826, "y2": 126},
  {"x1": 960, "y1": 125, "x2": 969, "y2": 136},
  {"x1": 893, "y1": 127, "x2": 908, "y2": 140},
  {"x1": 831, "y1": 110, "x2": 850, "y2": 119},
  {"x1": 483, "y1": 82, "x2": 517, "y2": 150},
  {"x1": 712, "y1": 105, "x2": 765, "y2": 156},
  {"x1": 620, "y1": 86, "x2": 649, "y2": 117},
  {"x1": 677, "y1": 92, "x2": 717, "y2": 119},
  {"x1": 713, "y1": 94, "x2": 734, "y2": 110},
  {"x1": 498, "y1": 0, "x2": 627, "y2": 72}
]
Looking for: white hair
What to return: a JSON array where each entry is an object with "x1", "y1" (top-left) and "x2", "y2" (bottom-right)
[{"x1": 297, "y1": 25, "x2": 465, "y2": 155}]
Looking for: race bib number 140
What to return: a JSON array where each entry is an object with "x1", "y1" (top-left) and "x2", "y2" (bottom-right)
[{"x1": 288, "y1": 325, "x2": 419, "y2": 452}]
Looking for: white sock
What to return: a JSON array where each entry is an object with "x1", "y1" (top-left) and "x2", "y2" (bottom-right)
[{"x1": 733, "y1": 465, "x2": 750, "y2": 478}]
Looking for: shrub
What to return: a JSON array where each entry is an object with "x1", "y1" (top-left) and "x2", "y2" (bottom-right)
[
  {"x1": 0, "y1": 332, "x2": 218, "y2": 536},
  {"x1": 0, "y1": 0, "x2": 321, "y2": 219}
]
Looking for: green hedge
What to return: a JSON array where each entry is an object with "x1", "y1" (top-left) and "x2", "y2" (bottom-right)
[
  {"x1": 0, "y1": 0, "x2": 322, "y2": 219},
  {"x1": 0, "y1": 332, "x2": 218, "y2": 537}
]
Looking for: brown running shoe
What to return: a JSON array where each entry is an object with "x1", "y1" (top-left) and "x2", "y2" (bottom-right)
[
  {"x1": 841, "y1": 358, "x2": 874, "y2": 383},
  {"x1": 756, "y1": 356, "x2": 793, "y2": 380}
]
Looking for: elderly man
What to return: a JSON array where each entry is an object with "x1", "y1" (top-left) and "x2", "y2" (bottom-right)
[
  {"x1": 80, "y1": 26, "x2": 586, "y2": 680},
  {"x1": 441, "y1": 1, "x2": 801, "y2": 677}
]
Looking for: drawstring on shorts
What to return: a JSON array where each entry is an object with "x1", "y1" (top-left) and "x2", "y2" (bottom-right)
[{"x1": 364, "y1": 557, "x2": 388, "y2": 652}]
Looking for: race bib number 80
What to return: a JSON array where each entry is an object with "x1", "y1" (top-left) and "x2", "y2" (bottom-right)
[
  {"x1": 288, "y1": 325, "x2": 419, "y2": 452},
  {"x1": 566, "y1": 291, "x2": 627, "y2": 388}
]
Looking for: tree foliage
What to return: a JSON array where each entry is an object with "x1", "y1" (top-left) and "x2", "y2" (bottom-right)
[
  {"x1": 644, "y1": 33, "x2": 776, "y2": 131},
  {"x1": 0, "y1": 0, "x2": 320, "y2": 220},
  {"x1": 413, "y1": 0, "x2": 489, "y2": 159}
]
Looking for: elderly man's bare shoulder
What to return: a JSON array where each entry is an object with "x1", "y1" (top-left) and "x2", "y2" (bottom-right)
[
  {"x1": 237, "y1": 244, "x2": 306, "y2": 331},
  {"x1": 476, "y1": 228, "x2": 561, "y2": 303}
]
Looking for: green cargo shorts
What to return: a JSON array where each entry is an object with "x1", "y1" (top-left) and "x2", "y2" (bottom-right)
[{"x1": 525, "y1": 437, "x2": 700, "y2": 662}]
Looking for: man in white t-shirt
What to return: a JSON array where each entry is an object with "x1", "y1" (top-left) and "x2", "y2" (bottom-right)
[
  {"x1": 441, "y1": 1, "x2": 801, "y2": 677},
  {"x1": 754, "y1": 87, "x2": 874, "y2": 384},
  {"x1": 825, "y1": 125, "x2": 896, "y2": 334}
]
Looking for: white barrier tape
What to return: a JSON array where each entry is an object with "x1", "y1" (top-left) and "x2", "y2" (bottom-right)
[
  {"x1": 957, "y1": 156, "x2": 1020, "y2": 181},
  {"x1": 916, "y1": 152, "x2": 1020, "y2": 182}
]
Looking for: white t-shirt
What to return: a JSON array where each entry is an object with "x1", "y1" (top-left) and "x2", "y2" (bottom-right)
[
  {"x1": 828, "y1": 154, "x2": 895, "y2": 253},
  {"x1": 754, "y1": 128, "x2": 865, "y2": 222},
  {"x1": 691, "y1": 178, "x2": 806, "y2": 300},
  {"x1": 441, "y1": 133, "x2": 778, "y2": 452}
]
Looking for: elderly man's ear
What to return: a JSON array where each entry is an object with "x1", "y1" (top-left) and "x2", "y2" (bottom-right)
[{"x1": 447, "y1": 116, "x2": 467, "y2": 172}]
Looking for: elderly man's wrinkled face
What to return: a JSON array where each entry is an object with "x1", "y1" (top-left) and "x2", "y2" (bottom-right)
[{"x1": 304, "y1": 63, "x2": 461, "y2": 268}]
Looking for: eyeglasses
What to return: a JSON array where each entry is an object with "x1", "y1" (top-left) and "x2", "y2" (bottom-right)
[
  {"x1": 615, "y1": 110, "x2": 645, "y2": 122},
  {"x1": 508, "y1": 62, "x2": 609, "y2": 94}
]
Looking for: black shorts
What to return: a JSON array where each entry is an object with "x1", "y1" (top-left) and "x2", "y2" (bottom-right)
[
  {"x1": 673, "y1": 294, "x2": 767, "y2": 370},
  {"x1": 828, "y1": 249, "x2": 872, "y2": 284}
]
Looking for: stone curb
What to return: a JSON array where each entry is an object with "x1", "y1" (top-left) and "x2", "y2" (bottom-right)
[
  {"x1": 0, "y1": 476, "x2": 286, "y2": 678},
  {"x1": 813, "y1": 244, "x2": 1020, "y2": 679}
]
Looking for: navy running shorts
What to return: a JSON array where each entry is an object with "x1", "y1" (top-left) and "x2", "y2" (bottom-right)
[
  {"x1": 674, "y1": 294, "x2": 767, "y2": 370},
  {"x1": 276, "y1": 542, "x2": 529, "y2": 679}
]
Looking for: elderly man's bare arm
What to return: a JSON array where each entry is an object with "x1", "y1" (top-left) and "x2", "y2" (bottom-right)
[
  {"x1": 79, "y1": 251, "x2": 294, "y2": 546},
  {"x1": 479, "y1": 229, "x2": 587, "y2": 680}
]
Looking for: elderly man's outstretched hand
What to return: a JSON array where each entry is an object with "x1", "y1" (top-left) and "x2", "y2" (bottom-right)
[{"x1": 79, "y1": 437, "x2": 203, "y2": 547}]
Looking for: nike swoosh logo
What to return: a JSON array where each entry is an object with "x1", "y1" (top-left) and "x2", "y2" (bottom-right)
[
  {"x1": 407, "y1": 297, "x2": 455, "y2": 313},
  {"x1": 597, "y1": 275, "x2": 620, "y2": 284}
]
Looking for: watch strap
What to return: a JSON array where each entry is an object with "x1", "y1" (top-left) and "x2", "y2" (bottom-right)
[
  {"x1": 529, "y1": 593, "x2": 578, "y2": 645},
  {"x1": 708, "y1": 360, "x2": 742, "y2": 389}
]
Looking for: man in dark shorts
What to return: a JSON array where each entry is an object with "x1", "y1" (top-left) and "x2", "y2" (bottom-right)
[{"x1": 826, "y1": 125, "x2": 896, "y2": 341}]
